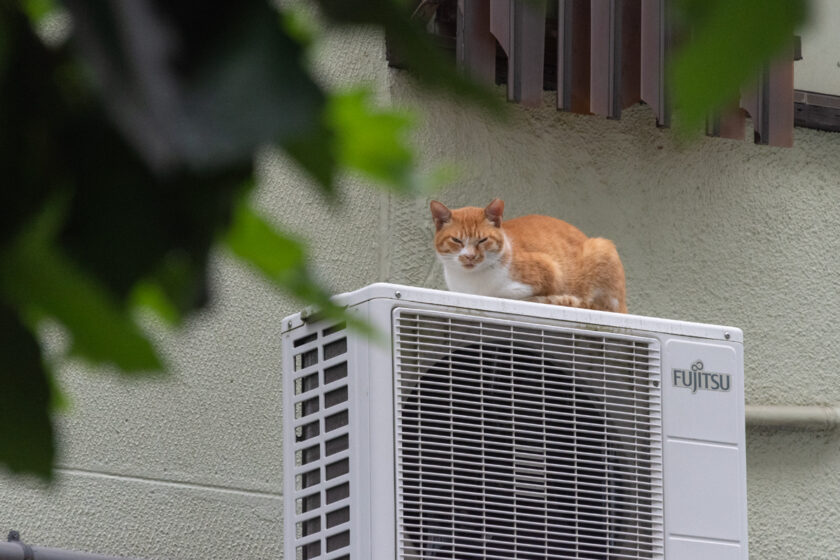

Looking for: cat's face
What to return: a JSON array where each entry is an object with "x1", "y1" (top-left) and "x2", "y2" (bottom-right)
[{"x1": 430, "y1": 199, "x2": 506, "y2": 271}]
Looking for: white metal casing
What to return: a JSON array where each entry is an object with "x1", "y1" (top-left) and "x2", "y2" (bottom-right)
[{"x1": 282, "y1": 283, "x2": 748, "y2": 560}]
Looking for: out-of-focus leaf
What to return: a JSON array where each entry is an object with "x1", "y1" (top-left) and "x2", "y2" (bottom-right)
[
  {"x1": 225, "y1": 202, "x2": 375, "y2": 336},
  {"x1": 328, "y1": 88, "x2": 417, "y2": 192},
  {"x1": 0, "y1": 213, "x2": 163, "y2": 374},
  {"x1": 315, "y1": 0, "x2": 501, "y2": 113},
  {"x1": 58, "y1": 124, "x2": 251, "y2": 307},
  {"x1": 131, "y1": 281, "x2": 181, "y2": 326},
  {"x1": 281, "y1": 120, "x2": 338, "y2": 192},
  {"x1": 281, "y1": 5, "x2": 319, "y2": 49},
  {"x1": 0, "y1": 4, "x2": 62, "y2": 248},
  {"x1": 225, "y1": 203, "x2": 306, "y2": 277},
  {"x1": 0, "y1": 304, "x2": 55, "y2": 480},
  {"x1": 62, "y1": 1, "x2": 333, "y2": 180},
  {"x1": 21, "y1": 0, "x2": 57, "y2": 24},
  {"x1": 670, "y1": 0, "x2": 807, "y2": 135}
]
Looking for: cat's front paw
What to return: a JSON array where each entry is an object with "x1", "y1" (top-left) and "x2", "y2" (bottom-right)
[{"x1": 526, "y1": 294, "x2": 584, "y2": 308}]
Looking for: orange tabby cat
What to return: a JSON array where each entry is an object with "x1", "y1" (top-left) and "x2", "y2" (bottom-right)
[{"x1": 431, "y1": 199, "x2": 627, "y2": 313}]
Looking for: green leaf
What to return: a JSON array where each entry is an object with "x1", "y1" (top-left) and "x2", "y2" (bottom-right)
[
  {"x1": 328, "y1": 88, "x2": 418, "y2": 193},
  {"x1": 0, "y1": 304, "x2": 55, "y2": 480},
  {"x1": 0, "y1": 216, "x2": 164, "y2": 374},
  {"x1": 281, "y1": 5, "x2": 319, "y2": 49},
  {"x1": 225, "y1": 203, "x2": 307, "y2": 276},
  {"x1": 225, "y1": 202, "x2": 375, "y2": 337},
  {"x1": 669, "y1": 0, "x2": 808, "y2": 136},
  {"x1": 130, "y1": 280, "x2": 181, "y2": 327},
  {"x1": 281, "y1": 120, "x2": 338, "y2": 195},
  {"x1": 61, "y1": 1, "x2": 331, "y2": 178},
  {"x1": 21, "y1": 0, "x2": 57, "y2": 25}
]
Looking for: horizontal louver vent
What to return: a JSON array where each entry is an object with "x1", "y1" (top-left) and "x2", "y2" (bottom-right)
[
  {"x1": 394, "y1": 310, "x2": 663, "y2": 560},
  {"x1": 289, "y1": 321, "x2": 352, "y2": 560}
]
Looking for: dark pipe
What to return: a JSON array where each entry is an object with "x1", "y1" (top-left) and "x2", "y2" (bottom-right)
[{"x1": 0, "y1": 533, "x2": 148, "y2": 560}]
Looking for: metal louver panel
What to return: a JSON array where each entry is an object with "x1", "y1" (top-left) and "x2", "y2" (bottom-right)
[
  {"x1": 393, "y1": 309, "x2": 664, "y2": 560},
  {"x1": 457, "y1": 0, "x2": 496, "y2": 85},
  {"x1": 287, "y1": 321, "x2": 352, "y2": 560}
]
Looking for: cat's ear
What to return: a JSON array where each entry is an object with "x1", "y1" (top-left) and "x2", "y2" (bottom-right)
[
  {"x1": 430, "y1": 200, "x2": 452, "y2": 231},
  {"x1": 484, "y1": 198, "x2": 504, "y2": 227}
]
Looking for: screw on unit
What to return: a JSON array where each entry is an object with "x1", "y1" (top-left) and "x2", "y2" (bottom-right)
[
  {"x1": 395, "y1": 291, "x2": 402, "y2": 299},
  {"x1": 724, "y1": 331, "x2": 731, "y2": 339}
]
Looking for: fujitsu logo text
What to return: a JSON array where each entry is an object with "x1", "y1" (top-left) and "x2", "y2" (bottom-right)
[{"x1": 672, "y1": 360, "x2": 731, "y2": 393}]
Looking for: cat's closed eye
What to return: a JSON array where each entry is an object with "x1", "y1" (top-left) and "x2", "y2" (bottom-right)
[
  {"x1": 450, "y1": 237, "x2": 464, "y2": 245},
  {"x1": 477, "y1": 237, "x2": 488, "y2": 245}
]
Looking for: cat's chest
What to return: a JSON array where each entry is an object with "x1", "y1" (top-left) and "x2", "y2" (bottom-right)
[{"x1": 441, "y1": 261, "x2": 533, "y2": 299}]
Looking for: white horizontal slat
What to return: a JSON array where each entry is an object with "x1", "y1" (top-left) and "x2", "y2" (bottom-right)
[
  {"x1": 396, "y1": 412, "x2": 663, "y2": 454},
  {"x1": 401, "y1": 387, "x2": 659, "y2": 420},
  {"x1": 396, "y1": 346, "x2": 660, "y2": 378},
  {"x1": 400, "y1": 522, "x2": 660, "y2": 553},
  {"x1": 395, "y1": 315, "x2": 658, "y2": 347},
  {"x1": 399, "y1": 536, "x2": 659, "y2": 560},
  {"x1": 397, "y1": 371, "x2": 658, "y2": 404},
  {"x1": 395, "y1": 323, "x2": 660, "y2": 363},
  {"x1": 396, "y1": 343, "x2": 658, "y2": 378},
  {"x1": 399, "y1": 495, "x2": 664, "y2": 527},
  {"x1": 397, "y1": 421, "x2": 663, "y2": 453},
  {"x1": 397, "y1": 444, "x2": 663, "y2": 475},
  {"x1": 398, "y1": 468, "x2": 664, "y2": 498},
  {"x1": 394, "y1": 309, "x2": 664, "y2": 559}
]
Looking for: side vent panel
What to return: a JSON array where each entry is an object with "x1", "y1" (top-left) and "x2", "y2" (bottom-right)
[
  {"x1": 393, "y1": 309, "x2": 664, "y2": 560},
  {"x1": 288, "y1": 321, "x2": 352, "y2": 559}
]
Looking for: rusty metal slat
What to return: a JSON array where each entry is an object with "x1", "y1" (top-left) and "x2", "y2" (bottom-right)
[
  {"x1": 758, "y1": 65, "x2": 771, "y2": 144},
  {"x1": 490, "y1": 0, "x2": 513, "y2": 100},
  {"x1": 707, "y1": 105, "x2": 746, "y2": 140},
  {"x1": 557, "y1": 0, "x2": 570, "y2": 110},
  {"x1": 590, "y1": 0, "x2": 621, "y2": 118},
  {"x1": 620, "y1": 0, "x2": 641, "y2": 109},
  {"x1": 766, "y1": 56, "x2": 794, "y2": 147},
  {"x1": 457, "y1": 0, "x2": 497, "y2": 85},
  {"x1": 490, "y1": 0, "x2": 510, "y2": 56},
  {"x1": 510, "y1": 0, "x2": 547, "y2": 107},
  {"x1": 740, "y1": 83, "x2": 759, "y2": 137},
  {"x1": 557, "y1": 0, "x2": 592, "y2": 114},
  {"x1": 744, "y1": 47, "x2": 794, "y2": 147},
  {"x1": 640, "y1": 0, "x2": 660, "y2": 118},
  {"x1": 719, "y1": 108, "x2": 746, "y2": 140},
  {"x1": 640, "y1": 0, "x2": 669, "y2": 126}
]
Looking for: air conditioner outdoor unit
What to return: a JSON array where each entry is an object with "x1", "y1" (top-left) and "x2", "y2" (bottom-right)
[{"x1": 282, "y1": 283, "x2": 747, "y2": 560}]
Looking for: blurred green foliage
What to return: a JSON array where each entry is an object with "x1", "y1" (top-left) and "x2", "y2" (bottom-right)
[
  {"x1": 0, "y1": 0, "x2": 807, "y2": 479},
  {"x1": 0, "y1": 0, "x2": 482, "y2": 479},
  {"x1": 670, "y1": 0, "x2": 808, "y2": 134}
]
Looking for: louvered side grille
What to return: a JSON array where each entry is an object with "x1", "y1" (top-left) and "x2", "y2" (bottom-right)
[
  {"x1": 394, "y1": 309, "x2": 663, "y2": 560},
  {"x1": 288, "y1": 321, "x2": 352, "y2": 560}
]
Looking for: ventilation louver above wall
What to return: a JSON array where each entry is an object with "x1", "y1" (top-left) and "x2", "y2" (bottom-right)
[{"x1": 392, "y1": 0, "x2": 798, "y2": 147}]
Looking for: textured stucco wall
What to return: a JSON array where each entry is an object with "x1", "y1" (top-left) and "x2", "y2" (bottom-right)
[
  {"x1": 2, "y1": 20, "x2": 840, "y2": 560},
  {"x1": 796, "y1": 0, "x2": 840, "y2": 95}
]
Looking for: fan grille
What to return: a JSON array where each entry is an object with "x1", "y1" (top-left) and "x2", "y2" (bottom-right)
[{"x1": 394, "y1": 310, "x2": 663, "y2": 560}]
